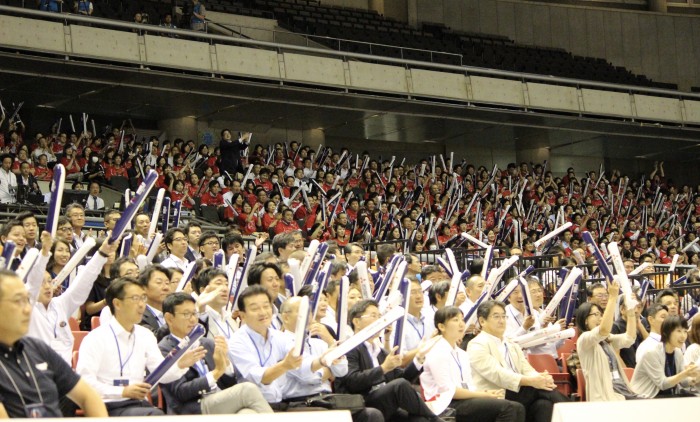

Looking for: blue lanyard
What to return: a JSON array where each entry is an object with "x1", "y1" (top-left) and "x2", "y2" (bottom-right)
[
  {"x1": 211, "y1": 314, "x2": 232, "y2": 339},
  {"x1": 407, "y1": 318, "x2": 424, "y2": 339},
  {"x1": 503, "y1": 343, "x2": 517, "y2": 372},
  {"x1": 451, "y1": 350, "x2": 463, "y2": 380},
  {"x1": 110, "y1": 326, "x2": 136, "y2": 377},
  {"x1": 246, "y1": 331, "x2": 272, "y2": 367}
]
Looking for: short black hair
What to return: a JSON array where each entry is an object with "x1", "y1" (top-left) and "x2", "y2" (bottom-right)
[
  {"x1": 110, "y1": 257, "x2": 137, "y2": 279},
  {"x1": 655, "y1": 289, "x2": 678, "y2": 304},
  {"x1": 222, "y1": 233, "x2": 244, "y2": 250},
  {"x1": 237, "y1": 285, "x2": 272, "y2": 312},
  {"x1": 198, "y1": 231, "x2": 219, "y2": 248},
  {"x1": 105, "y1": 277, "x2": 141, "y2": 314},
  {"x1": 164, "y1": 227, "x2": 186, "y2": 249},
  {"x1": 0, "y1": 220, "x2": 24, "y2": 239},
  {"x1": 185, "y1": 221, "x2": 202, "y2": 236},
  {"x1": 271, "y1": 232, "x2": 294, "y2": 257},
  {"x1": 428, "y1": 280, "x2": 450, "y2": 306},
  {"x1": 476, "y1": 300, "x2": 506, "y2": 324},
  {"x1": 348, "y1": 299, "x2": 379, "y2": 330},
  {"x1": 434, "y1": 306, "x2": 463, "y2": 334},
  {"x1": 16, "y1": 211, "x2": 37, "y2": 225},
  {"x1": 137, "y1": 265, "x2": 169, "y2": 288},
  {"x1": 247, "y1": 262, "x2": 282, "y2": 286},
  {"x1": 192, "y1": 267, "x2": 227, "y2": 295},
  {"x1": 163, "y1": 292, "x2": 195, "y2": 316},
  {"x1": 376, "y1": 244, "x2": 396, "y2": 267},
  {"x1": 660, "y1": 315, "x2": 688, "y2": 343}
]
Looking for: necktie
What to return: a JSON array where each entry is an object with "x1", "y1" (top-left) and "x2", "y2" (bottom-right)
[{"x1": 92, "y1": 196, "x2": 98, "y2": 209}]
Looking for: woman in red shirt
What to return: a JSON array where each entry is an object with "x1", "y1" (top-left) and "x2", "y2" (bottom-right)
[
  {"x1": 60, "y1": 145, "x2": 82, "y2": 177},
  {"x1": 170, "y1": 179, "x2": 194, "y2": 209},
  {"x1": 236, "y1": 201, "x2": 261, "y2": 235},
  {"x1": 105, "y1": 154, "x2": 128, "y2": 181},
  {"x1": 260, "y1": 200, "x2": 279, "y2": 232}
]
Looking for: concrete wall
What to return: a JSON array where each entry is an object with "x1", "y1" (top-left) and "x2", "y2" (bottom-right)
[{"x1": 403, "y1": 0, "x2": 700, "y2": 90}]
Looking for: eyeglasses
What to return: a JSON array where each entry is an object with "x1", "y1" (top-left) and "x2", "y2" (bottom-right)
[
  {"x1": 120, "y1": 295, "x2": 148, "y2": 303},
  {"x1": 174, "y1": 311, "x2": 200, "y2": 319},
  {"x1": 0, "y1": 295, "x2": 34, "y2": 307},
  {"x1": 489, "y1": 314, "x2": 507, "y2": 320},
  {"x1": 588, "y1": 312, "x2": 602, "y2": 318},
  {"x1": 201, "y1": 241, "x2": 220, "y2": 247},
  {"x1": 171, "y1": 237, "x2": 187, "y2": 243}
]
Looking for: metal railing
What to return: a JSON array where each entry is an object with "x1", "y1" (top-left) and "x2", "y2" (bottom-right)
[{"x1": 2, "y1": 5, "x2": 700, "y2": 99}]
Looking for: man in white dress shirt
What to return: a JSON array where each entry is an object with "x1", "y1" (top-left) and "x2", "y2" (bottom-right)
[
  {"x1": 77, "y1": 278, "x2": 206, "y2": 416},
  {"x1": 0, "y1": 154, "x2": 18, "y2": 203},
  {"x1": 85, "y1": 182, "x2": 105, "y2": 211},
  {"x1": 160, "y1": 227, "x2": 189, "y2": 271},
  {"x1": 635, "y1": 302, "x2": 668, "y2": 363}
]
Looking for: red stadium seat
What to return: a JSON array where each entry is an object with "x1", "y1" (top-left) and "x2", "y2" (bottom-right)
[
  {"x1": 576, "y1": 369, "x2": 586, "y2": 401},
  {"x1": 623, "y1": 367, "x2": 634, "y2": 380},
  {"x1": 527, "y1": 354, "x2": 571, "y2": 396},
  {"x1": 557, "y1": 338, "x2": 576, "y2": 355},
  {"x1": 68, "y1": 317, "x2": 80, "y2": 331},
  {"x1": 72, "y1": 331, "x2": 88, "y2": 352}
]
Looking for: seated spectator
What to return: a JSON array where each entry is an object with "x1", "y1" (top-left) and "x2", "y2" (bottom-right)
[
  {"x1": 159, "y1": 293, "x2": 273, "y2": 415},
  {"x1": 85, "y1": 181, "x2": 105, "y2": 210},
  {"x1": 0, "y1": 269, "x2": 108, "y2": 418},
  {"x1": 77, "y1": 278, "x2": 206, "y2": 416},
  {"x1": 468, "y1": 300, "x2": 568, "y2": 422},
  {"x1": 0, "y1": 154, "x2": 18, "y2": 204},
  {"x1": 632, "y1": 315, "x2": 700, "y2": 398},
  {"x1": 636, "y1": 303, "x2": 669, "y2": 363},
  {"x1": 421, "y1": 306, "x2": 526, "y2": 422},
  {"x1": 334, "y1": 299, "x2": 441, "y2": 422}
]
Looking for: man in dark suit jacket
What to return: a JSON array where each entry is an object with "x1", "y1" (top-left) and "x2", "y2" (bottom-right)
[
  {"x1": 16, "y1": 161, "x2": 42, "y2": 203},
  {"x1": 335, "y1": 300, "x2": 444, "y2": 422},
  {"x1": 159, "y1": 293, "x2": 273, "y2": 415},
  {"x1": 138, "y1": 265, "x2": 171, "y2": 334}
]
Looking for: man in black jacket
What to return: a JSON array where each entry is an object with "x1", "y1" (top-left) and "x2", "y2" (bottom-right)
[
  {"x1": 335, "y1": 299, "x2": 444, "y2": 422},
  {"x1": 158, "y1": 293, "x2": 272, "y2": 415}
]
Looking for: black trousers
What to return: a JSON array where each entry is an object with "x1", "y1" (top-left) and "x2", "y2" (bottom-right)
[
  {"x1": 505, "y1": 387, "x2": 568, "y2": 422},
  {"x1": 366, "y1": 378, "x2": 436, "y2": 422},
  {"x1": 105, "y1": 399, "x2": 164, "y2": 417},
  {"x1": 452, "y1": 397, "x2": 526, "y2": 422}
]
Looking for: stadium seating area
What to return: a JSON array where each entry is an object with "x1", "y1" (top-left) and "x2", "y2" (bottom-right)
[{"x1": 0, "y1": 0, "x2": 677, "y2": 89}]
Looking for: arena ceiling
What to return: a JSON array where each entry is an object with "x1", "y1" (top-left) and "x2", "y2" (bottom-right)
[{"x1": 2, "y1": 52, "x2": 700, "y2": 162}]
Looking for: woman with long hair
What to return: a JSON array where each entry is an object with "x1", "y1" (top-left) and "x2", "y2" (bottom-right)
[{"x1": 420, "y1": 306, "x2": 525, "y2": 422}]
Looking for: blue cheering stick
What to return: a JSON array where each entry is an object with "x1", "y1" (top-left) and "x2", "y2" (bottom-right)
[
  {"x1": 119, "y1": 234, "x2": 133, "y2": 258},
  {"x1": 392, "y1": 278, "x2": 411, "y2": 353},
  {"x1": 460, "y1": 269, "x2": 471, "y2": 281},
  {"x1": 145, "y1": 324, "x2": 205, "y2": 387},
  {"x1": 230, "y1": 246, "x2": 257, "y2": 311},
  {"x1": 45, "y1": 164, "x2": 66, "y2": 236},
  {"x1": 311, "y1": 265, "x2": 332, "y2": 319},
  {"x1": 436, "y1": 257, "x2": 454, "y2": 277},
  {"x1": 161, "y1": 197, "x2": 172, "y2": 234},
  {"x1": 373, "y1": 254, "x2": 401, "y2": 301},
  {"x1": 172, "y1": 200, "x2": 182, "y2": 228},
  {"x1": 582, "y1": 231, "x2": 614, "y2": 283},
  {"x1": 109, "y1": 170, "x2": 159, "y2": 244},
  {"x1": 673, "y1": 275, "x2": 688, "y2": 286},
  {"x1": 559, "y1": 273, "x2": 582, "y2": 325},
  {"x1": 284, "y1": 273, "x2": 296, "y2": 297},
  {"x1": 301, "y1": 242, "x2": 329, "y2": 287},
  {"x1": 213, "y1": 250, "x2": 225, "y2": 270},
  {"x1": 2, "y1": 240, "x2": 16, "y2": 269}
]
